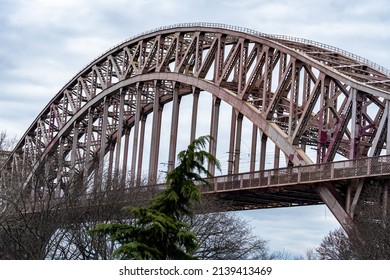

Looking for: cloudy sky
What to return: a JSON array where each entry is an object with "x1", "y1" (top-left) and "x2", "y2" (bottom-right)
[{"x1": 1, "y1": 0, "x2": 389, "y2": 257}]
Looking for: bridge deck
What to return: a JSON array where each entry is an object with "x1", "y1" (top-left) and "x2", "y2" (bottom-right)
[
  {"x1": 103, "y1": 155, "x2": 390, "y2": 211},
  {"x1": 198, "y1": 155, "x2": 390, "y2": 210},
  {"x1": 4, "y1": 155, "x2": 390, "y2": 215}
]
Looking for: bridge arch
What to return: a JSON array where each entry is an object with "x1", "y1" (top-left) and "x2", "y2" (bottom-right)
[{"x1": 2, "y1": 23, "x2": 390, "y2": 233}]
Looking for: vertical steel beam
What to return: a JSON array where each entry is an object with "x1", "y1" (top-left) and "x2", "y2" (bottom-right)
[
  {"x1": 168, "y1": 83, "x2": 181, "y2": 172},
  {"x1": 121, "y1": 127, "x2": 131, "y2": 187},
  {"x1": 175, "y1": 33, "x2": 184, "y2": 70},
  {"x1": 130, "y1": 84, "x2": 142, "y2": 181},
  {"x1": 106, "y1": 142, "x2": 115, "y2": 189},
  {"x1": 114, "y1": 89, "x2": 125, "y2": 181},
  {"x1": 149, "y1": 83, "x2": 163, "y2": 184},
  {"x1": 55, "y1": 137, "x2": 65, "y2": 198},
  {"x1": 274, "y1": 146, "x2": 280, "y2": 169},
  {"x1": 262, "y1": 48, "x2": 273, "y2": 111},
  {"x1": 238, "y1": 40, "x2": 248, "y2": 96},
  {"x1": 209, "y1": 96, "x2": 221, "y2": 175},
  {"x1": 70, "y1": 122, "x2": 79, "y2": 177},
  {"x1": 250, "y1": 124, "x2": 258, "y2": 173},
  {"x1": 95, "y1": 99, "x2": 109, "y2": 192},
  {"x1": 317, "y1": 75, "x2": 330, "y2": 163},
  {"x1": 195, "y1": 33, "x2": 204, "y2": 74},
  {"x1": 350, "y1": 89, "x2": 363, "y2": 159},
  {"x1": 228, "y1": 108, "x2": 236, "y2": 175},
  {"x1": 82, "y1": 108, "x2": 94, "y2": 192},
  {"x1": 288, "y1": 61, "x2": 301, "y2": 137},
  {"x1": 369, "y1": 100, "x2": 389, "y2": 157},
  {"x1": 136, "y1": 114, "x2": 147, "y2": 186},
  {"x1": 234, "y1": 113, "x2": 243, "y2": 174},
  {"x1": 303, "y1": 69, "x2": 311, "y2": 103},
  {"x1": 214, "y1": 35, "x2": 225, "y2": 80},
  {"x1": 190, "y1": 88, "x2": 200, "y2": 142},
  {"x1": 260, "y1": 132, "x2": 267, "y2": 171},
  {"x1": 387, "y1": 102, "x2": 390, "y2": 156}
]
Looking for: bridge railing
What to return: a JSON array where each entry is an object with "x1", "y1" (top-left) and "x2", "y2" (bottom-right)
[
  {"x1": 201, "y1": 155, "x2": 390, "y2": 193},
  {"x1": 3, "y1": 155, "x2": 390, "y2": 215}
]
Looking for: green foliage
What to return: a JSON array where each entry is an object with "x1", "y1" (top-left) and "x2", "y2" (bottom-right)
[{"x1": 91, "y1": 136, "x2": 220, "y2": 259}]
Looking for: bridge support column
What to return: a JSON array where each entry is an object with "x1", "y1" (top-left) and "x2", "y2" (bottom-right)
[
  {"x1": 114, "y1": 89, "x2": 125, "y2": 186},
  {"x1": 208, "y1": 96, "x2": 220, "y2": 176},
  {"x1": 136, "y1": 114, "x2": 147, "y2": 186},
  {"x1": 95, "y1": 99, "x2": 109, "y2": 192},
  {"x1": 190, "y1": 88, "x2": 200, "y2": 143},
  {"x1": 149, "y1": 83, "x2": 163, "y2": 184},
  {"x1": 260, "y1": 133, "x2": 267, "y2": 171},
  {"x1": 83, "y1": 108, "x2": 94, "y2": 187},
  {"x1": 350, "y1": 89, "x2": 363, "y2": 159},
  {"x1": 168, "y1": 83, "x2": 181, "y2": 172},
  {"x1": 250, "y1": 124, "x2": 258, "y2": 173},
  {"x1": 106, "y1": 142, "x2": 115, "y2": 189},
  {"x1": 274, "y1": 146, "x2": 280, "y2": 169},
  {"x1": 228, "y1": 108, "x2": 236, "y2": 175},
  {"x1": 227, "y1": 109, "x2": 243, "y2": 174},
  {"x1": 234, "y1": 113, "x2": 243, "y2": 174},
  {"x1": 130, "y1": 84, "x2": 143, "y2": 183},
  {"x1": 121, "y1": 127, "x2": 131, "y2": 187}
]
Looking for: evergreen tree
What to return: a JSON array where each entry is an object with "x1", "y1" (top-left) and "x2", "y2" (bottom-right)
[{"x1": 91, "y1": 136, "x2": 220, "y2": 259}]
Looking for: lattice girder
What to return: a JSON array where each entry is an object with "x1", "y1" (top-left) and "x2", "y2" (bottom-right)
[{"x1": 2, "y1": 24, "x2": 390, "y2": 231}]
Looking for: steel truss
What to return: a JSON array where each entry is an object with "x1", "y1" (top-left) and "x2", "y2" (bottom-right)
[{"x1": 1, "y1": 23, "x2": 390, "y2": 233}]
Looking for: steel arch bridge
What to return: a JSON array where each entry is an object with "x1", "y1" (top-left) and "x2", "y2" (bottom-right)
[{"x1": 2, "y1": 23, "x2": 390, "y2": 234}]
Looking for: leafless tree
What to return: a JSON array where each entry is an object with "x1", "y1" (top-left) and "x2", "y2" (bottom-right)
[
  {"x1": 315, "y1": 228, "x2": 355, "y2": 260},
  {"x1": 0, "y1": 130, "x2": 17, "y2": 151},
  {"x1": 192, "y1": 211, "x2": 270, "y2": 259},
  {"x1": 190, "y1": 198, "x2": 271, "y2": 260},
  {"x1": 1, "y1": 131, "x2": 277, "y2": 260},
  {"x1": 316, "y1": 181, "x2": 390, "y2": 260}
]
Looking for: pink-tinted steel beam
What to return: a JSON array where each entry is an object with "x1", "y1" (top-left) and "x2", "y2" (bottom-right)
[
  {"x1": 148, "y1": 83, "x2": 163, "y2": 184},
  {"x1": 234, "y1": 113, "x2": 243, "y2": 174},
  {"x1": 168, "y1": 84, "x2": 181, "y2": 172},
  {"x1": 114, "y1": 90, "x2": 125, "y2": 183},
  {"x1": 136, "y1": 114, "x2": 147, "y2": 186},
  {"x1": 250, "y1": 124, "x2": 258, "y2": 173},
  {"x1": 121, "y1": 127, "x2": 131, "y2": 187},
  {"x1": 190, "y1": 88, "x2": 200, "y2": 143},
  {"x1": 260, "y1": 133, "x2": 267, "y2": 171},
  {"x1": 131, "y1": 85, "x2": 143, "y2": 182},
  {"x1": 107, "y1": 141, "x2": 115, "y2": 188},
  {"x1": 350, "y1": 89, "x2": 363, "y2": 159},
  {"x1": 228, "y1": 108, "x2": 236, "y2": 175},
  {"x1": 84, "y1": 109, "x2": 94, "y2": 185},
  {"x1": 96, "y1": 100, "x2": 109, "y2": 191},
  {"x1": 209, "y1": 96, "x2": 220, "y2": 176}
]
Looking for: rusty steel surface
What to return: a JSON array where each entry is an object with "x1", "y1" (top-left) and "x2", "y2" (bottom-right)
[{"x1": 1, "y1": 23, "x2": 390, "y2": 232}]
